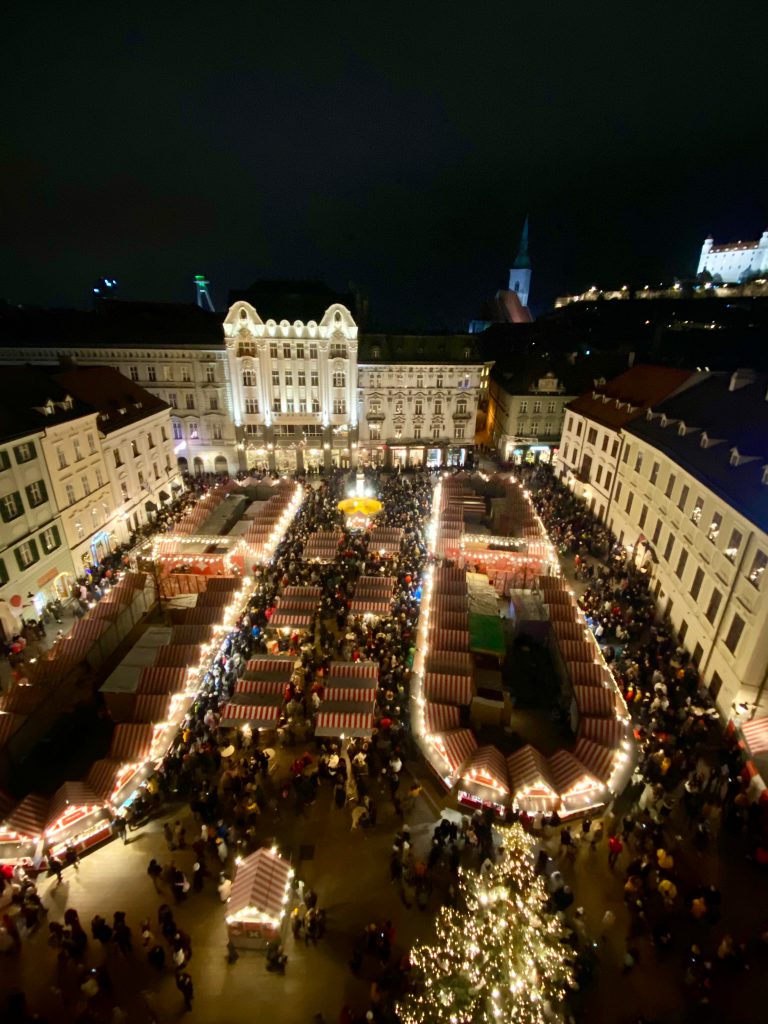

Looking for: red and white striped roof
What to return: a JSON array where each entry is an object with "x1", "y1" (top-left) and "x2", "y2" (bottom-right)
[
  {"x1": 742, "y1": 715, "x2": 768, "y2": 756},
  {"x1": 3, "y1": 793, "x2": 49, "y2": 840},
  {"x1": 323, "y1": 686, "x2": 376, "y2": 703},
  {"x1": 220, "y1": 701, "x2": 282, "y2": 726},
  {"x1": 568, "y1": 661, "x2": 608, "y2": 686},
  {"x1": 170, "y1": 625, "x2": 215, "y2": 645},
  {"x1": 506, "y1": 744, "x2": 557, "y2": 795},
  {"x1": 428, "y1": 629, "x2": 470, "y2": 652},
  {"x1": 137, "y1": 667, "x2": 188, "y2": 694},
  {"x1": 326, "y1": 662, "x2": 378, "y2": 681},
  {"x1": 45, "y1": 782, "x2": 103, "y2": 833},
  {"x1": 574, "y1": 686, "x2": 615, "y2": 717},
  {"x1": 426, "y1": 651, "x2": 474, "y2": 676},
  {"x1": 282, "y1": 585, "x2": 322, "y2": 599},
  {"x1": 196, "y1": 590, "x2": 235, "y2": 607},
  {"x1": 431, "y1": 728, "x2": 478, "y2": 774},
  {"x1": 0, "y1": 712, "x2": 26, "y2": 748},
  {"x1": 548, "y1": 750, "x2": 601, "y2": 796},
  {"x1": 548, "y1": 603, "x2": 579, "y2": 622},
  {"x1": 430, "y1": 593, "x2": 467, "y2": 613},
  {"x1": 85, "y1": 759, "x2": 131, "y2": 802},
  {"x1": 355, "y1": 576, "x2": 395, "y2": 595},
  {"x1": 169, "y1": 606, "x2": 228, "y2": 626},
  {"x1": 573, "y1": 738, "x2": 617, "y2": 783},
  {"x1": 132, "y1": 693, "x2": 177, "y2": 724},
  {"x1": 109, "y1": 723, "x2": 155, "y2": 763},
  {"x1": 431, "y1": 611, "x2": 470, "y2": 632},
  {"x1": 315, "y1": 710, "x2": 374, "y2": 737},
  {"x1": 552, "y1": 620, "x2": 584, "y2": 642},
  {"x1": 204, "y1": 576, "x2": 241, "y2": 592},
  {"x1": 229, "y1": 846, "x2": 292, "y2": 921},
  {"x1": 235, "y1": 678, "x2": 286, "y2": 697},
  {"x1": 349, "y1": 599, "x2": 391, "y2": 616},
  {"x1": 270, "y1": 611, "x2": 313, "y2": 629},
  {"x1": 580, "y1": 715, "x2": 628, "y2": 749},
  {"x1": 423, "y1": 701, "x2": 461, "y2": 734},
  {"x1": 423, "y1": 673, "x2": 474, "y2": 706},
  {"x1": 49, "y1": 619, "x2": 110, "y2": 665},
  {"x1": 245, "y1": 657, "x2": 296, "y2": 679},
  {"x1": 461, "y1": 745, "x2": 509, "y2": 794},
  {"x1": 154, "y1": 644, "x2": 201, "y2": 668},
  {"x1": 275, "y1": 597, "x2": 318, "y2": 612},
  {"x1": 558, "y1": 640, "x2": 594, "y2": 663}
]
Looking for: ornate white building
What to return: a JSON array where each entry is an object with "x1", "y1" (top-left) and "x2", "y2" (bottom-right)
[{"x1": 697, "y1": 230, "x2": 768, "y2": 283}]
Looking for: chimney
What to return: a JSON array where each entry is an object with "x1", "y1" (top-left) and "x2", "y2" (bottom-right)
[{"x1": 729, "y1": 368, "x2": 756, "y2": 391}]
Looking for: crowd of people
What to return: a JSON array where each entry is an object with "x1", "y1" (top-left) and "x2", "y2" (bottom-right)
[{"x1": 522, "y1": 462, "x2": 768, "y2": 1017}]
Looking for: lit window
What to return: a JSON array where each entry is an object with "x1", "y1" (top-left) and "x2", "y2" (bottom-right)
[
  {"x1": 708, "y1": 511, "x2": 722, "y2": 543},
  {"x1": 748, "y1": 550, "x2": 768, "y2": 588},
  {"x1": 189, "y1": 423, "x2": 199, "y2": 440}
]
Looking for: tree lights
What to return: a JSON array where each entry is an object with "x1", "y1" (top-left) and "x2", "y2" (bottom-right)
[{"x1": 398, "y1": 825, "x2": 575, "y2": 1024}]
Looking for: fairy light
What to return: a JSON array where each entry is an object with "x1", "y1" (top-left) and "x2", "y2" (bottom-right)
[{"x1": 397, "y1": 824, "x2": 576, "y2": 1023}]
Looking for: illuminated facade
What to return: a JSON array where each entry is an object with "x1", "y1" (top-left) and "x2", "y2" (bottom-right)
[
  {"x1": 488, "y1": 371, "x2": 571, "y2": 464},
  {"x1": 697, "y1": 230, "x2": 768, "y2": 283}
]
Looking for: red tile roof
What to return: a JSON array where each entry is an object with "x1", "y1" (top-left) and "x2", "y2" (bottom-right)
[{"x1": 566, "y1": 364, "x2": 695, "y2": 430}]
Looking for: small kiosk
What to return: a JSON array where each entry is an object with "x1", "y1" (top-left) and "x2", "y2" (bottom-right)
[{"x1": 225, "y1": 846, "x2": 293, "y2": 950}]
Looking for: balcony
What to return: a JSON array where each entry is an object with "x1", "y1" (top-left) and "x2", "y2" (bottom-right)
[
  {"x1": 366, "y1": 411, "x2": 385, "y2": 421},
  {"x1": 452, "y1": 410, "x2": 472, "y2": 421}
]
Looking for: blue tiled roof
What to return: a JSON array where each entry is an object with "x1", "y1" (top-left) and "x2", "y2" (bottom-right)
[{"x1": 625, "y1": 372, "x2": 768, "y2": 533}]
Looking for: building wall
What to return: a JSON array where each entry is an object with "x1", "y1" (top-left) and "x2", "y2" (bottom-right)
[
  {"x1": 489, "y1": 377, "x2": 572, "y2": 462},
  {"x1": 357, "y1": 362, "x2": 483, "y2": 468},
  {"x1": 40, "y1": 414, "x2": 118, "y2": 571},
  {"x1": 610, "y1": 431, "x2": 768, "y2": 716},
  {"x1": 556, "y1": 411, "x2": 623, "y2": 524},
  {"x1": 0, "y1": 430, "x2": 76, "y2": 631},
  {"x1": 697, "y1": 233, "x2": 768, "y2": 283},
  {"x1": 224, "y1": 302, "x2": 359, "y2": 473}
]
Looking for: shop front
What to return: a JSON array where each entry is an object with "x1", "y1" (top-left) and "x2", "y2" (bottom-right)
[
  {"x1": 359, "y1": 446, "x2": 385, "y2": 468},
  {"x1": 446, "y1": 446, "x2": 468, "y2": 468},
  {"x1": 426, "y1": 448, "x2": 444, "y2": 469},
  {"x1": 304, "y1": 448, "x2": 323, "y2": 472},
  {"x1": 331, "y1": 448, "x2": 351, "y2": 469},
  {"x1": 506, "y1": 442, "x2": 558, "y2": 465},
  {"x1": 274, "y1": 448, "x2": 296, "y2": 475}
]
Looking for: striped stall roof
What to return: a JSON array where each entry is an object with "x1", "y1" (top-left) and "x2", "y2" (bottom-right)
[
  {"x1": 154, "y1": 645, "x2": 201, "y2": 668},
  {"x1": 196, "y1": 590, "x2": 235, "y2": 607},
  {"x1": 245, "y1": 658, "x2": 296, "y2": 679},
  {"x1": 323, "y1": 686, "x2": 376, "y2": 703},
  {"x1": 326, "y1": 662, "x2": 379, "y2": 681},
  {"x1": 282, "y1": 586, "x2": 322, "y2": 599},
  {"x1": 0, "y1": 787, "x2": 14, "y2": 819},
  {"x1": 547, "y1": 603, "x2": 579, "y2": 622},
  {"x1": 137, "y1": 667, "x2": 188, "y2": 694},
  {"x1": 558, "y1": 640, "x2": 594, "y2": 663},
  {"x1": 46, "y1": 782, "x2": 103, "y2": 833},
  {"x1": 574, "y1": 686, "x2": 615, "y2": 717},
  {"x1": 461, "y1": 745, "x2": 509, "y2": 794},
  {"x1": 573, "y1": 738, "x2": 617, "y2": 783},
  {"x1": 274, "y1": 598, "x2": 319, "y2": 612},
  {"x1": 84, "y1": 760, "x2": 131, "y2": 802},
  {"x1": 204, "y1": 577, "x2": 241, "y2": 592},
  {"x1": 220, "y1": 700, "x2": 282, "y2": 726},
  {"x1": 0, "y1": 712, "x2": 27, "y2": 748},
  {"x1": 580, "y1": 715, "x2": 629, "y2": 749},
  {"x1": 542, "y1": 589, "x2": 572, "y2": 605},
  {"x1": 423, "y1": 673, "x2": 474, "y2": 706},
  {"x1": 506, "y1": 744, "x2": 557, "y2": 794},
  {"x1": 368, "y1": 528, "x2": 403, "y2": 554},
  {"x1": 349, "y1": 599, "x2": 391, "y2": 616},
  {"x1": 49, "y1": 619, "x2": 111, "y2": 665},
  {"x1": 548, "y1": 750, "x2": 600, "y2": 795},
  {"x1": 269, "y1": 611, "x2": 314, "y2": 629},
  {"x1": 741, "y1": 716, "x2": 768, "y2": 757},
  {"x1": 430, "y1": 728, "x2": 478, "y2": 774},
  {"x1": 170, "y1": 625, "x2": 214, "y2": 646},
  {"x1": 552, "y1": 620, "x2": 584, "y2": 642},
  {"x1": 431, "y1": 611, "x2": 469, "y2": 632},
  {"x1": 132, "y1": 693, "x2": 177, "y2": 724},
  {"x1": 426, "y1": 651, "x2": 473, "y2": 676},
  {"x1": 168, "y1": 606, "x2": 227, "y2": 626},
  {"x1": 314, "y1": 710, "x2": 374, "y2": 738},
  {"x1": 567, "y1": 661, "x2": 609, "y2": 686},
  {"x1": 427, "y1": 629, "x2": 470, "y2": 652},
  {"x1": 433, "y1": 567, "x2": 466, "y2": 584},
  {"x1": 108, "y1": 723, "x2": 155, "y2": 763},
  {"x1": 538, "y1": 574, "x2": 567, "y2": 591},
  {"x1": 3, "y1": 794, "x2": 49, "y2": 840},
  {"x1": 355, "y1": 576, "x2": 395, "y2": 593},
  {"x1": 229, "y1": 846, "x2": 292, "y2": 921},
  {"x1": 430, "y1": 594, "x2": 468, "y2": 613},
  {"x1": 235, "y1": 679, "x2": 286, "y2": 697},
  {"x1": 423, "y1": 701, "x2": 461, "y2": 734}
]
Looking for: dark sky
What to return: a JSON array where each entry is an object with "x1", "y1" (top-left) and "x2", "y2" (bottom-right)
[{"x1": 3, "y1": 1, "x2": 767, "y2": 329}]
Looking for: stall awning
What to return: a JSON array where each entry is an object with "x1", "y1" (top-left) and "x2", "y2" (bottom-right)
[
  {"x1": 85, "y1": 759, "x2": 131, "y2": 803},
  {"x1": 547, "y1": 603, "x2": 579, "y2": 622},
  {"x1": 423, "y1": 701, "x2": 461, "y2": 734},
  {"x1": 137, "y1": 667, "x2": 188, "y2": 694},
  {"x1": 742, "y1": 716, "x2": 768, "y2": 756},
  {"x1": 323, "y1": 686, "x2": 375, "y2": 703},
  {"x1": 431, "y1": 728, "x2": 478, "y2": 774},
  {"x1": 549, "y1": 749, "x2": 601, "y2": 796},
  {"x1": 506, "y1": 744, "x2": 557, "y2": 796},
  {"x1": 45, "y1": 782, "x2": 103, "y2": 836},
  {"x1": 270, "y1": 611, "x2": 313, "y2": 629},
  {"x1": 568, "y1": 661, "x2": 609, "y2": 686},
  {"x1": 3, "y1": 794, "x2": 49, "y2": 841},
  {"x1": 551, "y1": 620, "x2": 584, "y2": 642},
  {"x1": 108, "y1": 723, "x2": 155, "y2": 763},
  {"x1": 220, "y1": 698, "x2": 283, "y2": 727},
  {"x1": 154, "y1": 644, "x2": 201, "y2": 669},
  {"x1": 326, "y1": 662, "x2": 378, "y2": 682},
  {"x1": 349, "y1": 599, "x2": 391, "y2": 616},
  {"x1": 423, "y1": 673, "x2": 474, "y2": 706},
  {"x1": 429, "y1": 593, "x2": 467, "y2": 614},
  {"x1": 573, "y1": 738, "x2": 618, "y2": 784},
  {"x1": 170, "y1": 625, "x2": 215, "y2": 646},
  {"x1": 281, "y1": 585, "x2": 322, "y2": 600},
  {"x1": 228, "y1": 846, "x2": 292, "y2": 921},
  {"x1": 245, "y1": 657, "x2": 296, "y2": 679},
  {"x1": 432, "y1": 611, "x2": 469, "y2": 632},
  {"x1": 461, "y1": 745, "x2": 509, "y2": 794},
  {"x1": 132, "y1": 693, "x2": 177, "y2": 724},
  {"x1": 315, "y1": 710, "x2": 374, "y2": 738},
  {"x1": 235, "y1": 678, "x2": 286, "y2": 697},
  {"x1": 580, "y1": 715, "x2": 629, "y2": 749},
  {"x1": 574, "y1": 686, "x2": 614, "y2": 717},
  {"x1": 428, "y1": 629, "x2": 470, "y2": 652},
  {"x1": 558, "y1": 640, "x2": 594, "y2": 663}
]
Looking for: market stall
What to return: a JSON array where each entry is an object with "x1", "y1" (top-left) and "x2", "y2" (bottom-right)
[
  {"x1": 422, "y1": 673, "x2": 475, "y2": 706},
  {"x1": 85, "y1": 759, "x2": 142, "y2": 810},
  {"x1": 425, "y1": 651, "x2": 474, "y2": 676},
  {"x1": 225, "y1": 846, "x2": 293, "y2": 950},
  {"x1": 458, "y1": 745, "x2": 509, "y2": 815},
  {"x1": 426, "y1": 728, "x2": 478, "y2": 783},
  {"x1": 427, "y1": 629, "x2": 470, "y2": 653},
  {"x1": 45, "y1": 782, "x2": 110, "y2": 858},
  {"x1": 422, "y1": 701, "x2": 461, "y2": 734},
  {"x1": 153, "y1": 645, "x2": 202, "y2": 668},
  {"x1": 325, "y1": 662, "x2": 379, "y2": 684},
  {"x1": 579, "y1": 715, "x2": 629, "y2": 749},
  {"x1": 573, "y1": 738, "x2": 620, "y2": 786},
  {"x1": 234, "y1": 679, "x2": 286, "y2": 698},
  {"x1": 506, "y1": 745, "x2": 559, "y2": 815},
  {"x1": 244, "y1": 657, "x2": 297, "y2": 680},
  {"x1": 314, "y1": 709, "x2": 375, "y2": 738},
  {"x1": 219, "y1": 698, "x2": 283, "y2": 730},
  {"x1": 302, "y1": 529, "x2": 343, "y2": 562},
  {"x1": 548, "y1": 749, "x2": 605, "y2": 818},
  {"x1": 573, "y1": 685, "x2": 615, "y2": 719},
  {"x1": 367, "y1": 527, "x2": 403, "y2": 555},
  {"x1": 0, "y1": 794, "x2": 48, "y2": 866}
]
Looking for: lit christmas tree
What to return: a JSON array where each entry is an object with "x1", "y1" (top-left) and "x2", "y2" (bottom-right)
[{"x1": 398, "y1": 824, "x2": 575, "y2": 1023}]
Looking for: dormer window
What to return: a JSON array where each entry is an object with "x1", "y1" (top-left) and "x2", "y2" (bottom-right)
[
  {"x1": 700, "y1": 433, "x2": 709, "y2": 448},
  {"x1": 678, "y1": 422, "x2": 686, "y2": 436},
  {"x1": 730, "y1": 447, "x2": 741, "y2": 466},
  {"x1": 762, "y1": 466, "x2": 768, "y2": 486}
]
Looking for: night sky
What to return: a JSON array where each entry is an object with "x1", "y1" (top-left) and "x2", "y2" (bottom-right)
[{"x1": 3, "y1": 2, "x2": 766, "y2": 328}]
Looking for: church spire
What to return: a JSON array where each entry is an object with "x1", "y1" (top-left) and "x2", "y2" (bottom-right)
[{"x1": 512, "y1": 215, "x2": 530, "y2": 269}]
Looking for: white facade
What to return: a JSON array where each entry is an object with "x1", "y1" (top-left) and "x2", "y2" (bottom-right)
[
  {"x1": 490, "y1": 373, "x2": 572, "y2": 463},
  {"x1": 357, "y1": 361, "x2": 484, "y2": 469},
  {"x1": 609, "y1": 429, "x2": 768, "y2": 717},
  {"x1": 224, "y1": 302, "x2": 359, "y2": 474},
  {"x1": 556, "y1": 411, "x2": 623, "y2": 524},
  {"x1": 0, "y1": 431, "x2": 76, "y2": 635},
  {"x1": 697, "y1": 231, "x2": 768, "y2": 283}
]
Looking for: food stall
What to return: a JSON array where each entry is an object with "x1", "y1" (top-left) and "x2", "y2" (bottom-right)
[
  {"x1": 506, "y1": 745, "x2": 560, "y2": 815},
  {"x1": 225, "y1": 846, "x2": 293, "y2": 950},
  {"x1": 548, "y1": 749, "x2": 606, "y2": 819},
  {"x1": 457, "y1": 744, "x2": 510, "y2": 815},
  {"x1": 45, "y1": 782, "x2": 110, "y2": 859},
  {"x1": 0, "y1": 794, "x2": 48, "y2": 867}
]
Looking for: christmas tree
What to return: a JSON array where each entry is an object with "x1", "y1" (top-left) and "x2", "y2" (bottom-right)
[{"x1": 397, "y1": 824, "x2": 575, "y2": 1023}]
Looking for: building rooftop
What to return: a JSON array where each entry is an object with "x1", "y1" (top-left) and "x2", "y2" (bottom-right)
[
  {"x1": 0, "y1": 366, "x2": 93, "y2": 443},
  {"x1": 227, "y1": 280, "x2": 362, "y2": 324},
  {"x1": 358, "y1": 332, "x2": 483, "y2": 364},
  {"x1": 625, "y1": 371, "x2": 768, "y2": 534},
  {"x1": 566, "y1": 364, "x2": 697, "y2": 430},
  {"x1": 53, "y1": 366, "x2": 170, "y2": 434}
]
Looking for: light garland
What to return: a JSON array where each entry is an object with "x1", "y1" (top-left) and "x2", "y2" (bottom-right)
[{"x1": 398, "y1": 825, "x2": 576, "y2": 1023}]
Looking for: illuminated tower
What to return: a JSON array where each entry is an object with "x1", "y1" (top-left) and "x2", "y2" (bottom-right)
[
  {"x1": 508, "y1": 215, "x2": 531, "y2": 308},
  {"x1": 194, "y1": 275, "x2": 215, "y2": 312}
]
